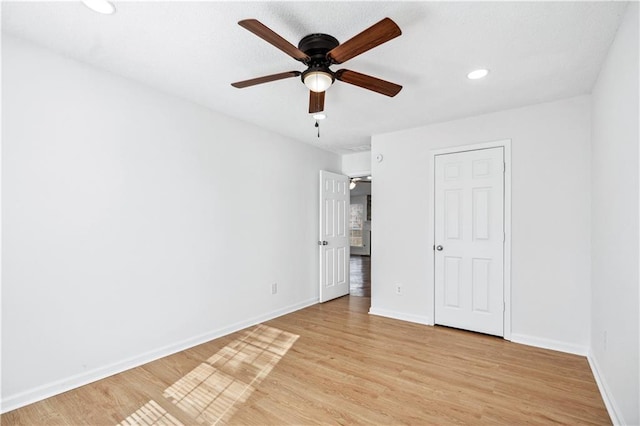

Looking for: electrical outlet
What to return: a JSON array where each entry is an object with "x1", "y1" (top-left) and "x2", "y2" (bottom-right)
[
  {"x1": 396, "y1": 284, "x2": 402, "y2": 295},
  {"x1": 271, "y1": 283, "x2": 278, "y2": 295}
]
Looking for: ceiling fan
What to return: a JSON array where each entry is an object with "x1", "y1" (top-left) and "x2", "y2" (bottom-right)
[{"x1": 231, "y1": 18, "x2": 403, "y2": 114}]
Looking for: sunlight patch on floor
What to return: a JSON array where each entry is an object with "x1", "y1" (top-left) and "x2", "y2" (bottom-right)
[
  {"x1": 118, "y1": 400, "x2": 183, "y2": 426},
  {"x1": 118, "y1": 324, "x2": 298, "y2": 425},
  {"x1": 162, "y1": 324, "x2": 298, "y2": 424}
]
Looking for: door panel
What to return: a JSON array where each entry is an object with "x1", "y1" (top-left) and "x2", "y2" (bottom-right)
[
  {"x1": 472, "y1": 188, "x2": 490, "y2": 240},
  {"x1": 319, "y1": 171, "x2": 350, "y2": 302},
  {"x1": 444, "y1": 256, "x2": 461, "y2": 308},
  {"x1": 472, "y1": 258, "x2": 491, "y2": 312},
  {"x1": 445, "y1": 190, "x2": 462, "y2": 239},
  {"x1": 435, "y1": 147, "x2": 504, "y2": 336}
]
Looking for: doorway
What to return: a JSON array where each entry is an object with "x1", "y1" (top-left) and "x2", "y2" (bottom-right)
[{"x1": 349, "y1": 176, "x2": 371, "y2": 297}]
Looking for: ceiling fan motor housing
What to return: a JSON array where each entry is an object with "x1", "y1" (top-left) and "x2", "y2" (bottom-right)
[{"x1": 298, "y1": 33, "x2": 339, "y2": 82}]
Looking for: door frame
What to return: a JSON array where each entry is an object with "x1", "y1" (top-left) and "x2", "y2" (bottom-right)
[{"x1": 427, "y1": 139, "x2": 512, "y2": 340}]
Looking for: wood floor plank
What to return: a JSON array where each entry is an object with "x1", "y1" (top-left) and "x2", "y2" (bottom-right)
[
  {"x1": 349, "y1": 255, "x2": 371, "y2": 297},
  {"x1": 1, "y1": 296, "x2": 610, "y2": 425}
]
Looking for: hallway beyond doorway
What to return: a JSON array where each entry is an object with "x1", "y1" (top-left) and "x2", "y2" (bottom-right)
[{"x1": 350, "y1": 255, "x2": 371, "y2": 297}]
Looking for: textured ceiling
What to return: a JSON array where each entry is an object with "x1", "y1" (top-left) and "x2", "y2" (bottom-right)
[{"x1": 1, "y1": 1, "x2": 628, "y2": 153}]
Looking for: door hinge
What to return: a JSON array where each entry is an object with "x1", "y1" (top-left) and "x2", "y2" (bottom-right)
[
  {"x1": 503, "y1": 232, "x2": 506, "y2": 243},
  {"x1": 503, "y1": 301, "x2": 506, "y2": 312},
  {"x1": 503, "y1": 162, "x2": 506, "y2": 173}
]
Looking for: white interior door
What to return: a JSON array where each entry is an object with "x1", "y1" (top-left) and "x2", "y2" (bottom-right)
[
  {"x1": 319, "y1": 170, "x2": 350, "y2": 303},
  {"x1": 434, "y1": 147, "x2": 505, "y2": 336}
]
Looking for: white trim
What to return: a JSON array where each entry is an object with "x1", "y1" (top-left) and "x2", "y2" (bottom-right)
[
  {"x1": 427, "y1": 139, "x2": 512, "y2": 340},
  {"x1": 587, "y1": 352, "x2": 623, "y2": 425},
  {"x1": 368, "y1": 307, "x2": 431, "y2": 325},
  {"x1": 0, "y1": 94, "x2": 3, "y2": 414},
  {"x1": 346, "y1": 170, "x2": 371, "y2": 178},
  {"x1": 0, "y1": 298, "x2": 317, "y2": 414},
  {"x1": 510, "y1": 333, "x2": 587, "y2": 356}
]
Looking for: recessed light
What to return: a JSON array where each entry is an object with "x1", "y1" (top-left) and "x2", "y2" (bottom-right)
[
  {"x1": 82, "y1": 0, "x2": 116, "y2": 15},
  {"x1": 467, "y1": 69, "x2": 489, "y2": 80},
  {"x1": 312, "y1": 113, "x2": 326, "y2": 120}
]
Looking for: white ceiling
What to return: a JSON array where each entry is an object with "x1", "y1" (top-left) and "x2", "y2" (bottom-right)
[{"x1": 1, "y1": 1, "x2": 628, "y2": 153}]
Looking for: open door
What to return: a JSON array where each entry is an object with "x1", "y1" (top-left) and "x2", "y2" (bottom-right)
[{"x1": 319, "y1": 170, "x2": 350, "y2": 302}]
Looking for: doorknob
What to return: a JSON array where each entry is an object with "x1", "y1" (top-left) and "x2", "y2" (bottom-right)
[
  {"x1": 436, "y1": 245, "x2": 444, "y2": 251},
  {"x1": 318, "y1": 241, "x2": 328, "y2": 246}
]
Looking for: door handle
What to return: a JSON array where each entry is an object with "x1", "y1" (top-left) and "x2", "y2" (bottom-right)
[
  {"x1": 318, "y1": 241, "x2": 328, "y2": 246},
  {"x1": 436, "y1": 245, "x2": 444, "y2": 251}
]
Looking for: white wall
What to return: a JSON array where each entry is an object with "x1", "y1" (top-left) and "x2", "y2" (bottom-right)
[
  {"x1": 342, "y1": 151, "x2": 371, "y2": 177},
  {"x1": 370, "y1": 95, "x2": 592, "y2": 352},
  {"x1": 590, "y1": 3, "x2": 639, "y2": 424},
  {"x1": 1, "y1": 35, "x2": 340, "y2": 411}
]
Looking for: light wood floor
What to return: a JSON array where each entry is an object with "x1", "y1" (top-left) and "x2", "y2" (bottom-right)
[{"x1": 2, "y1": 296, "x2": 610, "y2": 425}]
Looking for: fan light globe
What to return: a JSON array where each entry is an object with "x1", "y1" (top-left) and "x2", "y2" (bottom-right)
[
  {"x1": 304, "y1": 71, "x2": 333, "y2": 92},
  {"x1": 82, "y1": 0, "x2": 116, "y2": 14},
  {"x1": 467, "y1": 69, "x2": 489, "y2": 80}
]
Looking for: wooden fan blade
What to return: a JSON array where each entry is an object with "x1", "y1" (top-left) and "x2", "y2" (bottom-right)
[
  {"x1": 309, "y1": 90, "x2": 325, "y2": 113},
  {"x1": 335, "y1": 69, "x2": 402, "y2": 97},
  {"x1": 239, "y1": 19, "x2": 310, "y2": 62},
  {"x1": 231, "y1": 71, "x2": 301, "y2": 88},
  {"x1": 327, "y1": 18, "x2": 401, "y2": 64}
]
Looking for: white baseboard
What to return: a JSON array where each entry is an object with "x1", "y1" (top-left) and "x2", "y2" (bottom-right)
[
  {"x1": 0, "y1": 298, "x2": 317, "y2": 414},
  {"x1": 510, "y1": 333, "x2": 588, "y2": 356},
  {"x1": 368, "y1": 307, "x2": 431, "y2": 325},
  {"x1": 587, "y1": 352, "x2": 623, "y2": 425}
]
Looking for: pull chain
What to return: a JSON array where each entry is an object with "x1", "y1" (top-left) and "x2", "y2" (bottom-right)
[{"x1": 315, "y1": 120, "x2": 320, "y2": 138}]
